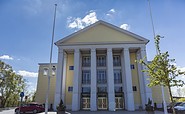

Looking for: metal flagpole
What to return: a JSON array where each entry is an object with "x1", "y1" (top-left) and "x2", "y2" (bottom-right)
[
  {"x1": 147, "y1": 0, "x2": 168, "y2": 114},
  {"x1": 45, "y1": 4, "x2": 57, "y2": 114}
]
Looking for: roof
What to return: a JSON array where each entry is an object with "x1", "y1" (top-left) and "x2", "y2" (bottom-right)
[{"x1": 55, "y1": 20, "x2": 149, "y2": 46}]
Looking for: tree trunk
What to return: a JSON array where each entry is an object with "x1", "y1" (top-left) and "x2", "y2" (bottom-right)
[{"x1": 167, "y1": 85, "x2": 176, "y2": 114}]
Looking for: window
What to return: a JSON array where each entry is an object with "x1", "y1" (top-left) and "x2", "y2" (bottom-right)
[
  {"x1": 114, "y1": 69, "x2": 122, "y2": 84},
  {"x1": 52, "y1": 66, "x2": 56, "y2": 76},
  {"x1": 68, "y1": 87, "x2": 73, "y2": 92},
  {"x1": 131, "y1": 64, "x2": 135, "y2": 69},
  {"x1": 69, "y1": 66, "x2": 74, "y2": 70},
  {"x1": 82, "y1": 87, "x2": 91, "y2": 93},
  {"x1": 97, "y1": 70, "x2": 106, "y2": 84},
  {"x1": 115, "y1": 87, "x2": 122, "y2": 93},
  {"x1": 113, "y1": 55, "x2": 121, "y2": 66},
  {"x1": 43, "y1": 68, "x2": 48, "y2": 76},
  {"x1": 82, "y1": 70, "x2": 90, "y2": 84},
  {"x1": 97, "y1": 56, "x2": 106, "y2": 66},
  {"x1": 82, "y1": 56, "x2": 90, "y2": 67},
  {"x1": 133, "y1": 86, "x2": 137, "y2": 91},
  {"x1": 97, "y1": 87, "x2": 107, "y2": 93}
]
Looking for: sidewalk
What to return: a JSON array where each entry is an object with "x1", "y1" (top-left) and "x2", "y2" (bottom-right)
[{"x1": 39, "y1": 110, "x2": 167, "y2": 114}]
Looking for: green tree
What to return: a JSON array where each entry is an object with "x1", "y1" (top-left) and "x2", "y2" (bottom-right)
[
  {"x1": 0, "y1": 60, "x2": 26, "y2": 107},
  {"x1": 137, "y1": 35, "x2": 185, "y2": 113}
]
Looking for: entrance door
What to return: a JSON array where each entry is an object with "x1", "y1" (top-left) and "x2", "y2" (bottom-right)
[
  {"x1": 82, "y1": 97, "x2": 90, "y2": 109},
  {"x1": 98, "y1": 97, "x2": 107, "y2": 109},
  {"x1": 115, "y1": 97, "x2": 123, "y2": 109}
]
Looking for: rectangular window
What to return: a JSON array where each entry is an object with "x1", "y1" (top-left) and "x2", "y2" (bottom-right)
[
  {"x1": 97, "y1": 87, "x2": 107, "y2": 93},
  {"x1": 82, "y1": 56, "x2": 91, "y2": 67},
  {"x1": 97, "y1": 56, "x2": 106, "y2": 67},
  {"x1": 113, "y1": 55, "x2": 121, "y2": 66},
  {"x1": 97, "y1": 70, "x2": 107, "y2": 84},
  {"x1": 82, "y1": 70, "x2": 91, "y2": 84},
  {"x1": 82, "y1": 87, "x2": 91, "y2": 93},
  {"x1": 114, "y1": 69, "x2": 122, "y2": 84},
  {"x1": 68, "y1": 87, "x2": 73, "y2": 92},
  {"x1": 69, "y1": 66, "x2": 74, "y2": 70},
  {"x1": 133, "y1": 86, "x2": 137, "y2": 91},
  {"x1": 115, "y1": 87, "x2": 122, "y2": 93},
  {"x1": 131, "y1": 64, "x2": 135, "y2": 69}
]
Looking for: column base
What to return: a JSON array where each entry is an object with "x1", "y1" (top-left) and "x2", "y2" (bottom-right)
[
  {"x1": 126, "y1": 92, "x2": 135, "y2": 111},
  {"x1": 54, "y1": 93, "x2": 60, "y2": 110},
  {"x1": 72, "y1": 93, "x2": 79, "y2": 111}
]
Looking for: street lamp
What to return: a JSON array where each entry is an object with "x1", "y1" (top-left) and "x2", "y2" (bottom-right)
[{"x1": 45, "y1": 4, "x2": 57, "y2": 114}]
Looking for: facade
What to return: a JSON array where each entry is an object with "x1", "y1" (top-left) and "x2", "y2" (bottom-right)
[{"x1": 35, "y1": 20, "x2": 170, "y2": 111}]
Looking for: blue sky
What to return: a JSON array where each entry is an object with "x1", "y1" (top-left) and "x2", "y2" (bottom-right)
[{"x1": 0, "y1": 0, "x2": 185, "y2": 95}]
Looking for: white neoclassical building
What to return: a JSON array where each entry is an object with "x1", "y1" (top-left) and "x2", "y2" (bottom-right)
[{"x1": 35, "y1": 20, "x2": 170, "y2": 111}]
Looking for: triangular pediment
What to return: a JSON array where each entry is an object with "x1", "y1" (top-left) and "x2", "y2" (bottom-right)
[{"x1": 55, "y1": 20, "x2": 149, "y2": 46}]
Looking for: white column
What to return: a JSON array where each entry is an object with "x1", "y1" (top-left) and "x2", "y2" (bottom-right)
[
  {"x1": 140, "y1": 47, "x2": 153, "y2": 104},
  {"x1": 62, "y1": 53, "x2": 67, "y2": 104},
  {"x1": 90, "y1": 48, "x2": 97, "y2": 111},
  {"x1": 107, "y1": 48, "x2": 115, "y2": 111},
  {"x1": 136, "y1": 50, "x2": 146, "y2": 110},
  {"x1": 123, "y1": 47, "x2": 135, "y2": 111},
  {"x1": 54, "y1": 47, "x2": 64, "y2": 110},
  {"x1": 72, "y1": 49, "x2": 80, "y2": 111}
]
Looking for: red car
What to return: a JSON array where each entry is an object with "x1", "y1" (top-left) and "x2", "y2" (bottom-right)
[{"x1": 15, "y1": 102, "x2": 45, "y2": 114}]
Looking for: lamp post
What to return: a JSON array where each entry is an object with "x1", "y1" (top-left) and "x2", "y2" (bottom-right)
[{"x1": 45, "y1": 4, "x2": 57, "y2": 114}]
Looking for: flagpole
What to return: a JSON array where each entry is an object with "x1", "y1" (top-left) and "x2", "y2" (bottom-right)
[
  {"x1": 147, "y1": 0, "x2": 168, "y2": 114},
  {"x1": 45, "y1": 4, "x2": 57, "y2": 114}
]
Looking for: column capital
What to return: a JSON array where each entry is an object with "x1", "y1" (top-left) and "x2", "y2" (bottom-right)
[
  {"x1": 124, "y1": 47, "x2": 129, "y2": 51},
  {"x1": 74, "y1": 48, "x2": 80, "y2": 53},
  {"x1": 107, "y1": 48, "x2": 112, "y2": 52},
  {"x1": 140, "y1": 46, "x2": 146, "y2": 51},
  {"x1": 59, "y1": 48, "x2": 64, "y2": 53},
  {"x1": 91, "y1": 48, "x2": 96, "y2": 52}
]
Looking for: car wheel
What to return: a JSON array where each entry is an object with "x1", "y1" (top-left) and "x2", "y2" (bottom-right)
[
  {"x1": 33, "y1": 109, "x2": 37, "y2": 114},
  {"x1": 15, "y1": 110, "x2": 19, "y2": 114}
]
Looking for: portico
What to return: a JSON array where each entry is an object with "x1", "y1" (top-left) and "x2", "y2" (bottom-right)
[{"x1": 53, "y1": 20, "x2": 153, "y2": 111}]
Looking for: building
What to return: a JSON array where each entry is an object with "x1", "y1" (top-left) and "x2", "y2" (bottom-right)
[{"x1": 35, "y1": 20, "x2": 170, "y2": 111}]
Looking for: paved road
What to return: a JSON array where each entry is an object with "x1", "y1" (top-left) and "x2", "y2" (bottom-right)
[{"x1": 0, "y1": 109, "x2": 169, "y2": 114}]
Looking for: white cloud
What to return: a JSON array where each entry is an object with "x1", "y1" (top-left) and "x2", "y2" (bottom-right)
[
  {"x1": 106, "y1": 8, "x2": 116, "y2": 17},
  {"x1": 17, "y1": 70, "x2": 38, "y2": 78},
  {"x1": 67, "y1": 11, "x2": 98, "y2": 30},
  {"x1": 0, "y1": 55, "x2": 13, "y2": 60},
  {"x1": 109, "y1": 9, "x2": 115, "y2": 13},
  {"x1": 120, "y1": 24, "x2": 130, "y2": 30}
]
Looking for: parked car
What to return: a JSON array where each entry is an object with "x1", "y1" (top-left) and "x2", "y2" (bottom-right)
[
  {"x1": 174, "y1": 102, "x2": 185, "y2": 112},
  {"x1": 167, "y1": 102, "x2": 182, "y2": 113},
  {"x1": 15, "y1": 102, "x2": 44, "y2": 114}
]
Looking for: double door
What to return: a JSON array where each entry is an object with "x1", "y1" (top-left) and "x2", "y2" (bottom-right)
[
  {"x1": 82, "y1": 97, "x2": 90, "y2": 109},
  {"x1": 115, "y1": 97, "x2": 124, "y2": 109},
  {"x1": 98, "y1": 97, "x2": 107, "y2": 109}
]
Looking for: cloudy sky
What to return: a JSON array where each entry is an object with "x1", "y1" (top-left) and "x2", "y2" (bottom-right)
[{"x1": 0, "y1": 0, "x2": 185, "y2": 95}]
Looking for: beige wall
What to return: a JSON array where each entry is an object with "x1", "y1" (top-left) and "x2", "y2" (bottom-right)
[
  {"x1": 130, "y1": 52, "x2": 141, "y2": 106},
  {"x1": 63, "y1": 24, "x2": 140, "y2": 44},
  {"x1": 152, "y1": 86, "x2": 170, "y2": 104},
  {"x1": 65, "y1": 54, "x2": 74, "y2": 106},
  {"x1": 35, "y1": 64, "x2": 56, "y2": 106}
]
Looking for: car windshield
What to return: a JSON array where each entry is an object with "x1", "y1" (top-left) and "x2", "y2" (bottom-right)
[{"x1": 179, "y1": 103, "x2": 185, "y2": 106}]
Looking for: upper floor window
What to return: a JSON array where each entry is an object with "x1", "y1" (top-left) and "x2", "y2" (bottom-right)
[
  {"x1": 114, "y1": 69, "x2": 122, "y2": 84},
  {"x1": 43, "y1": 68, "x2": 48, "y2": 76},
  {"x1": 97, "y1": 56, "x2": 106, "y2": 67},
  {"x1": 82, "y1": 87, "x2": 91, "y2": 93},
  {"x1": 113, "y1": 55, "x2": 121, "y2": 66},
  {"x1": 97, "y1": 87, "x2": 107, "y2": 93},
  {"x1": 82, "y1": 70, "x2": 90, "y2": 84},
  {"x1": 115, "y1": 87, "x2": 122, "y2": 93},
  {"x1": 82, "y1": 56, "x2": 90, "y2": 67},
  {"x1": 97, "y1": 70, "x2": 106, "y2": 84}
]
